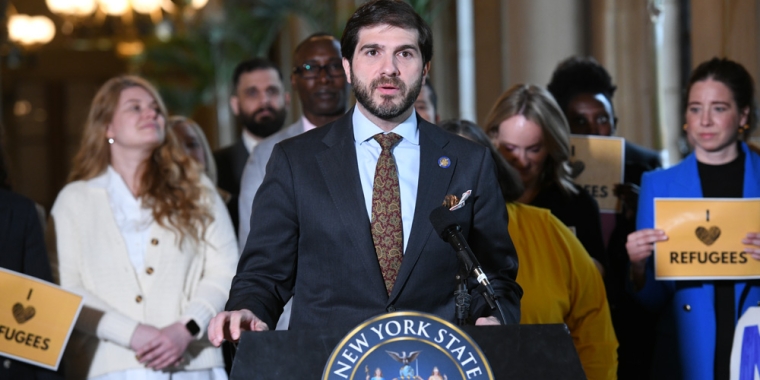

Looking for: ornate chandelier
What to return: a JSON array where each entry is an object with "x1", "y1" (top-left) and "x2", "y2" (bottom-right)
[
  {"x1": 45, "y1": 0, "x2": 209, "y2": 18},
  {"x1": 39, "y1": 0, "x2": 210, "y2": 56}
]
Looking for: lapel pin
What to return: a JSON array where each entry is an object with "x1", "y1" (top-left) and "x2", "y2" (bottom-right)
[{"x1": 438, "y1": 156, "x2": 451, "y2": 168}]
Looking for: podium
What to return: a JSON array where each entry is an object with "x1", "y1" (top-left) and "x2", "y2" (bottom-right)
[{"x1": 230, "y1": 324, "x2": 586, "y2": 379}]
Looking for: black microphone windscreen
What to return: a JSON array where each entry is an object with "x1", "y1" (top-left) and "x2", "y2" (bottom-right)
[{"x1": 429, "y1": 205, "x2": 458, "y2": 239}]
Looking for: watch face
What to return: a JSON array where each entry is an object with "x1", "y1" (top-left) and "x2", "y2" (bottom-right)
[{"x1": 186, "y1": 320, "x2": 201, "y2": 336}]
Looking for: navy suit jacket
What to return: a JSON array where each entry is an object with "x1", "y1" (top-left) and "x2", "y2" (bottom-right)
[
  {"x1": 214, "y1": 139, "x2": 249, "y2": 235},
  {"x1": 214, "y1": 139, "x2": 248, "y2": 197},
  {"x1": 227, "y1": 109, "x2": 522, "y2": 330}
]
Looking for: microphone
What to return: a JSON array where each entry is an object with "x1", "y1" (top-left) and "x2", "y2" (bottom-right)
[
  {"x1": 429, "y1": 205, "x2": 509, "y2": 324},
  {"x1": 429, "y1": 205, "x2": 497, "y2": 306}
]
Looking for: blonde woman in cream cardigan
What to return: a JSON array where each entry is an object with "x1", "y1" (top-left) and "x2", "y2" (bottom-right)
[{"x1": 47, "y1": 76, "x2": 238, "y2": 379}]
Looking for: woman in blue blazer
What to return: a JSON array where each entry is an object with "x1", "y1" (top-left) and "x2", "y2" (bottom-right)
[{"x1": 627, "y1": 58, "x2": 760, "y2": 380}]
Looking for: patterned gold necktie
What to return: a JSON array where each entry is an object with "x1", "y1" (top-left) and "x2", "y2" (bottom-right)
[{"x1": 371, "y1": 132, "x2": 404, "y2": 295}]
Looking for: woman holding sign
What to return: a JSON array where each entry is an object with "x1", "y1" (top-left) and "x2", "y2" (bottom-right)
[
  {"x1": 441, "y1": 119, "x2": 618, "y2": 380},
  {"x1": 627, "y1": 58, "x2": 760, "y2": 380},
  {"x1": 484, "y1": 84, "x2": 608, "y2": 276},
  {"x1": 48, "y1": 76, "x2": 237, "y2": 379}
]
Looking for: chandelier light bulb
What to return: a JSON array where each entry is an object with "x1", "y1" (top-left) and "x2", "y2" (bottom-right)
[
  {"x1": 99, "y1": 0, "x2": 130, "y2": 16},
  {"x1": 8, "y1": 15, "x2": 56, "y2": 46},
  {"x1": 191, "y1": 0, "x2": 209, "y2": 9},
  {"x1": 132, "y1": 0, "x2": 162, "y2": 14},
  {"x1": 46, "y1": 0, "x2": 97, "y2": 17}
]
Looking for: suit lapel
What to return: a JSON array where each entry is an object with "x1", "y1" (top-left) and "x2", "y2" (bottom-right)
[
  {"x1": 390, "y1": 121, "x2": 455, "y2": 301},
  {"x1": 316, "y1": 112, "x2": 387, "y2": 297},
  {"x1": 742, "y1": 142, "x2": 760, "y2": 197}
]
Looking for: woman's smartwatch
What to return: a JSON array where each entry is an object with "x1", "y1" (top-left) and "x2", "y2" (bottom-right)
[{"x1": 185, "y1": 319, "x2": 201, "y2": 337}]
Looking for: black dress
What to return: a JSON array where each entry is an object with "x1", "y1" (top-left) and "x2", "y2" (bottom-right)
[
  {"x1": 606, "y1": 141, "x2": 662, "y2": 380},
  {"x1": 697, "y1": 148, "x2": 744, "y2": 380},
  {"x1": 531, "y1": 182, "x2": 608, "y2": 271}
]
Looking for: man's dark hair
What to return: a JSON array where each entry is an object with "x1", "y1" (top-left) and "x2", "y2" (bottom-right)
[
  {"x1": 293, "y1": 32, "x2": 337, "y2": 58},
  {"x1": 232, "y1": 58, "x2": 282, "y2": 90},
  {"x1": 423, "y1": 80, "x2": 437, "y2": 111},
  {"x1": 546, "y1": 56, "x2": 617, "y2": 113},
  {"x1": 340, "y1": 0, "x2": 433, "y2": 65}
]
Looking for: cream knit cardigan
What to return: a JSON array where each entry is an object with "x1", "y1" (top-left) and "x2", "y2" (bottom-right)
[{"x1": 47, "y1": 173, "x2": 238, "y2": 379}]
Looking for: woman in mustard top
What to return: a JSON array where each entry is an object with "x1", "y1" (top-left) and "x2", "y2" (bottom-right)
[{"x1": 440, "y1": 119, "x2": 618, "y2": 380}]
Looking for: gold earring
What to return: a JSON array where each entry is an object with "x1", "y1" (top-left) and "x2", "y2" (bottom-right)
[
  {"x1": 739, "y1": 124, "x2": 749, "y2": 133},
  {"x1": 683, "y1": 124, "x2": 687, "y2": 131}
]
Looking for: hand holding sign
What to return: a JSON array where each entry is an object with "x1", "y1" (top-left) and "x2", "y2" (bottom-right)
[
  {"x1": 743, "y1": 232, "x2": 760, "y2": 258},
  {"x1": 626, "y1": 229, "x2": 668, "y2": 287}
]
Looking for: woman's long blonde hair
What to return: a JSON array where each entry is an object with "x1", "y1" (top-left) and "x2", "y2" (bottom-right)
[
  {"x1": 69, "y1": 75, "x2": 212, "y2": 242},
  {"x1": 484, "y1": 84, "x2": 578, "y2": 196}
]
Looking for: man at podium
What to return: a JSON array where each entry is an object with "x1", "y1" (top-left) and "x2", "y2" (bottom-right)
[{"x1": 208, "y1": 0, "x2": 522, "y2": 344}]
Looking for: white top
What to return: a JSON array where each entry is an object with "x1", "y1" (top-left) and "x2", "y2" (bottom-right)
[
  {"x1": 104, "y1": 166, "x2": 152, "y2": 273},
  {"x1": 92, "y1": 367, "x2": 227, "y2": 380}
]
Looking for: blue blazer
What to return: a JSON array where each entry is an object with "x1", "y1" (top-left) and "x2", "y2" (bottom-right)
[{"x1": 634, "y1": 142, "x2": 760, "y2": 379}]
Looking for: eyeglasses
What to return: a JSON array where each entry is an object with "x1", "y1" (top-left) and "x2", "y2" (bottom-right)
[{"x1": 293, "y1": 62, "x2": 344, "y2": 79}]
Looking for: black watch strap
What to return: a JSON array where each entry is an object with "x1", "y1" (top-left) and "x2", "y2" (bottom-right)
[{"x1": 185, "y1": 319, "x2": 201, "y2": 337}]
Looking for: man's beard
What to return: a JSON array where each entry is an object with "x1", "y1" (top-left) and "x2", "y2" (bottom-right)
[
  {"x1": 238, "y1": 106, "x2": 287, "y2": 138},
  {"x1": 351, "y1": 71, "x2": 423, "y2": 121}
]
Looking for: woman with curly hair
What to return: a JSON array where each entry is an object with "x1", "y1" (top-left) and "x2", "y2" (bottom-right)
[{"x1": 48, "y1": 75, "x2": 237, "y2": 379}]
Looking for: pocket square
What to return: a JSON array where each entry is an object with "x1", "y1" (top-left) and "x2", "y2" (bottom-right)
[{"x1": 449, "y1": 190, "x2": 471, "y2": 211}]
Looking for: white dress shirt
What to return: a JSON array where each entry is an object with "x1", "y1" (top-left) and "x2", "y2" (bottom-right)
[
  {"x1": 301, "y1": 115, "x2": 317, "y2": 133},
  {"x1": 241, "y1": 130, "x2": 260, "y2": 154},
  {"x1": 353, "y1": 107, "x2": 420, "y2": 252},
  {"x1": 104, "y1": 166, "x2": 152, "y2": 272}
]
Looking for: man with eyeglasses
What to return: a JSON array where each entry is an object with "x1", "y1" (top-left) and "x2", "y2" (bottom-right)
[{"x1": 238, "y1": 33, "x2": 349, "y2": 250}]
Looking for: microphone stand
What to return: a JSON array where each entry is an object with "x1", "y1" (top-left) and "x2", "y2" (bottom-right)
[
  {"x1": 481, "y1": 280, "x2": 508, "y2": 327},
  {"x1": 455, "y1": 249, "x2": 508, "y2": 326},
  {"x1": 454, "y1": 266, "x2": 471, "y2": 326},
  {"x1": 430, "y1": 206, "x2": 509, "y2": 325}
]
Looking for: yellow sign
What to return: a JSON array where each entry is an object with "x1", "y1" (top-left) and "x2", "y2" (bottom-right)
[
  {"x1": 569, "y1": 135, "x2": 625, "y2": 213},
  {"x1": 654, "y1": 198, "x2": 760, "y2": 280},
  {"x1": 0, "y1": 267, "x2": 83, "y2": 370}
]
